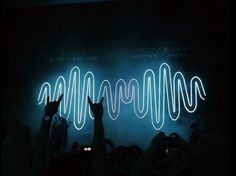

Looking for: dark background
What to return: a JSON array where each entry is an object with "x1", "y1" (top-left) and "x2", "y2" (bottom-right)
[
  {"x1": 1, "y1": 0, "x2": 230, "y2": 176},
  {"x1": 1, "y1": 0, "x2": 229, "y2": 135}
]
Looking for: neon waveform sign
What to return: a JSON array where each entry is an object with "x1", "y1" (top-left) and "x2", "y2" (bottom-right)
[{"x1": 37, "y1": 63, "x2": 206, "y2": 130}]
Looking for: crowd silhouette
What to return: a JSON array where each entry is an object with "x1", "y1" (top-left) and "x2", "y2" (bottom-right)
[{"x1": 1, "y1": 94, "x2": 229, "y2": 176}]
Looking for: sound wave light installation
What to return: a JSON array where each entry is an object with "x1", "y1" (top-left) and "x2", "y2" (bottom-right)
[{"x1": 37, "y1": 63, "x2": 206, "y2": 130}]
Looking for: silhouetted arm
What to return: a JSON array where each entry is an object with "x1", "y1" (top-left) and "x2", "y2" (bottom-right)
[
  {"x1": 88, "y1": 96, "x2": 106, "y2": 176},
  {"x1": 31, "y1": 95, "x2": 63, "y2": 176}
]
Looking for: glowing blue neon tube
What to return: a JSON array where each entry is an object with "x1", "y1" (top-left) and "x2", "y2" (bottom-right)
[{"x1": 37, "y1": 63, "x2": 206, "y2": 130}]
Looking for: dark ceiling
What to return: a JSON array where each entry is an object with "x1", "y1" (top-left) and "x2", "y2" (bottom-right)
[{"x1": 3, "y1": 0, "x2": 114, "y2": 8}]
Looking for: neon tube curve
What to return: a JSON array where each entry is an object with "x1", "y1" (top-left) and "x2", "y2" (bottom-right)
[{"x1": 37, "y1": 63, "x2": 206, "y2": 130}]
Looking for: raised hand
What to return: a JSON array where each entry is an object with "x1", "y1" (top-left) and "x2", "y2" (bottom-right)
[
  {"x1": 88, "y1": 96, "x2": 106, "y2": 176},
  {"x1": 32, "y1": 94, "x2": 63, "y2": 176},
  {"x1": 88, "y1": 96, "x2": 104, "y2": 118},
  {"x1": 44, "y1": 94, "x2": 63, "y2": 117}
]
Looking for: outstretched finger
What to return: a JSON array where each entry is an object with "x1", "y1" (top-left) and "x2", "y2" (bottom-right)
[
  {"x1": 47, "y1": 96, "x2": 50, "y2": 104},
  {"x1": 57, "y1": 94, "x2": 64, "y2": 104},
  {"x1": 88, "y1": 96, "x2": 92, "y2": 105},
  {"x1": 100, "y1": 97, "x2": 104, "y2": 104}
]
